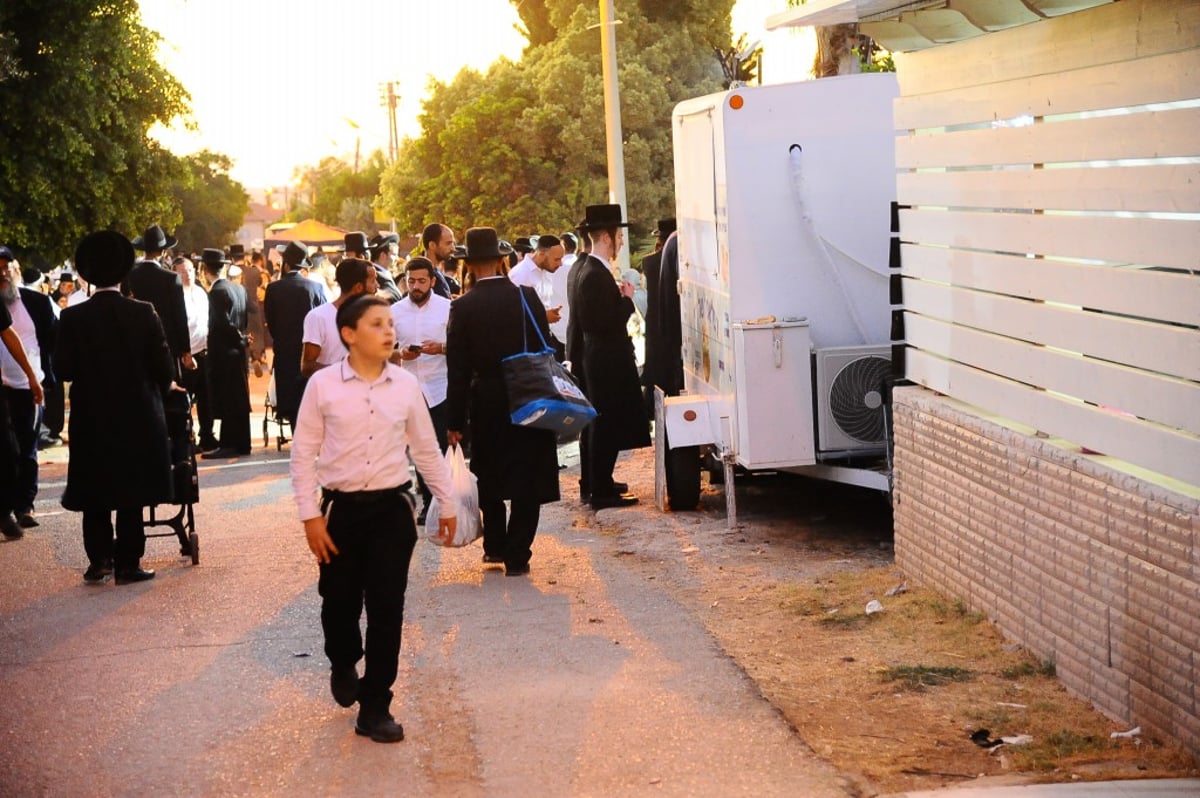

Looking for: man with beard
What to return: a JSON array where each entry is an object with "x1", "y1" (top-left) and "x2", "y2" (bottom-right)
[
  {"x1": 445, "y1": 228, "x2": 559, "y2": 576},
  {"x1": 566, "y1": 205, "x2": 649, "y2": 510},
  {"x1": 389, "y1": 257, "x2": 450, "y2": 524},
  {"x1": 264, "y1": 241, "x2": 325, "y2": 426},
  {"x1": 420, "y1": 223, "x2": 460, "y2": 299},
  {"x1": 199, "y1": 249, "x2": 252, "y2": 459},
  {"x1": 509, "y1": 234, "x2": 566, "y2": 360},
  {"x1": 0, "y1": 247, "x2": 50, "y2": 538},
  {"x1": 344, "y1": 231, "x2": 402, "y2": 303}
]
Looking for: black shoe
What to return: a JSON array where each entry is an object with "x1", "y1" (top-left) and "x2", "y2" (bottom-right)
[
  {"x1": 482, "y1": 554, "x2": 504, "y2": 567},
  {"x1": 613, "y1": 481, "x2": 629, "y2": 494},
  {"x1": 355, "y1": 707, "x2": 405, "y2": 743},
  {"x1": 114, "y1": 567, "x2": 155, "y2": 585},
  {"x1": 201, "y1": 447, "x2": 242, "y2": 459},
  {"x1": 580, "y1": 482, "x2": 628, "y2": 503},
  {"x1": 16, "y1": 511, "x2": 38, "y2": 528},
  {"x1": 83, "y1": 562, "x2": 113, "y2": 584},
  {"x1": 37, "y1": 434, "x2": 62, "y2": 450},
  {"x1": 505, "y1": 564, "x2": 530, "y2": 577},
  {"x1": 330, "y1": 665, "x2": 360, "y2": 707},
  {"x1": 198, "y1": 437, "x2": 220, "y2": 452},
  {"x1": 590, "y1": 492, "x2": 638, "y2": 510},
  {"x1": 1, "y1": 513, "x2": 23, "y2": 540},
  {"x1": 416, "y1": 509, "x2": 428, "y2": 526}
]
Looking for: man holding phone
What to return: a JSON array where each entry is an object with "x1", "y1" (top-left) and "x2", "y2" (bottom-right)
[
  {"x1": 508, "y1": 234, "x2": 566, "y2": 360},
  {"x1": 390, "y1": 257, "x2": 451, "y2": 523}
]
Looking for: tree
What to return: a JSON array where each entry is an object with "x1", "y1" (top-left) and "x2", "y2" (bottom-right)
[
  {"x1": 288, "y1": 150, "x2": 387, "y2": 232},
  {"x1": 172, "y1": 151, "x2": 249, "y2": 253},
  {"x1": 0, "y1": 0, "x2": 190, "y2": 263},
  {"x1": 379, "y1": 0, "x2": 733, "y2": 245}
]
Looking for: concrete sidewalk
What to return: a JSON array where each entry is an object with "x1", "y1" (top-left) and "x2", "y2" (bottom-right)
[{"x1": 884, "y1": 778, "x2": 1200, "y2": 797}]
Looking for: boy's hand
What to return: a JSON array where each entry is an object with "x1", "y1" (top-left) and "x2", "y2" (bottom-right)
[{"x1": 303, "y1": 517, "x2": 339, "y2": 564}]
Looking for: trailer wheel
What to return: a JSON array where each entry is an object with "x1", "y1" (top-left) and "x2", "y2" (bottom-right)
[{"x1": 665, "y1": 436, "x2": 701, "y2": 511}]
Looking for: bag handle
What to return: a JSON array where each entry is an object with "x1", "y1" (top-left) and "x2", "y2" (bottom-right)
[{"x1": 518, "y1": 286, "x2": 552, "y2": 354}]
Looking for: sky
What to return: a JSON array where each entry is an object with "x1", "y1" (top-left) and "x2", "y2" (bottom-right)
[{"x1": 142, "y1": 0, "x2": 816, "y2": 193}]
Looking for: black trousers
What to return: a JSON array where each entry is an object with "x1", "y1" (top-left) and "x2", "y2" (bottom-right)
[
  {"x1": 414, "y1": 400, "x2": 448, "y2": 510},
  {"x1": 179, "y1": 352, "x2": 215, "y2": 444},
  {"x1": 480, "y1": 496, "x2": 540, "y2": 569},
  {"x1": 1, "y1": 387, "x2": 39, "y2": 515},
  {"x1": 585, "y1": 424, "x2": 621, "y2": 499},
  {"x1": 82, "y1": 508, "x2": 145, "y2": 570},
  {"x1": 318, "y1": 488, "x2": 417, "y2": 711},
  {"x1": 41, "y1": 381, "x2": 64, "y2": 437}
]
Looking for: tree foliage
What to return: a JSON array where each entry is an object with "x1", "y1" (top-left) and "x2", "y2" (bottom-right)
[
  {"x1": 288, "y1": 150, "x2": 388, "y2": 233},
  {"x1": 172, "y1": 151, "x2": 249, "y2": 253},
  {"x1": 380, "y1": 0, "x2": 733, "y2": 245},
  {"x1": 0, "y1": 0, "x2": 190, "y2": 263}
]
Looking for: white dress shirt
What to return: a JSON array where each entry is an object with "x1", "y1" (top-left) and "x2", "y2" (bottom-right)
[
  {"x1": 181, "y1": 283, "x2": 209, "y2": 355},
  {"x1": 290, "y1": 360, "x2": 454, "y2": 521},
  {"x1": 0, "y1": 298, "x2": 43, "y2": 389},
  {"x1": 548, "y1": 257, "x2": 575, "y2": 342},
  {"x1": 302, "y1": 302, "x2": 348, "y2": 366},
  {"x1": 390, "y1": 292, "x2": 450, "y2": 407},
  {"x1": 509, "y1": 257, "x2": 560, "y2": 338}
]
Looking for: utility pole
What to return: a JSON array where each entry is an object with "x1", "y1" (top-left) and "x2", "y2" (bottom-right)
[
  {"x1": 379, "y1": 81, "x2": 400, "y2": 164},
  {"x1": 598, "y1": 0, "x2": 630, "y2": 273}
]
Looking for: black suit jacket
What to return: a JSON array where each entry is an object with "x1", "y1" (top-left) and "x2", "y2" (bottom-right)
[
  {"x1": 125, "y1": 259, "x2": 190, "y2": 358},
  {"x1": 18, "y1": 287, "x2": 58, "y2": 387},
  {"x1": 55, "y1": 292, "x2": 173, "y2": 511},
  {"x1": 206, "y1": 278, "x2": 250, "y2": 418},
  {"x1": 445, "y1": 278, "x2": 559, "y2": 504},
  {"x1": 263, "y1": 271, "x2": 325, "y2": 421}
]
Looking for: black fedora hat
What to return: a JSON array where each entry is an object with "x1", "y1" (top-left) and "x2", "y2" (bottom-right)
[
  {"x1": 74, "y1": 231, "x2": 135, "y2": 288},
  {"x1": 578, "y1": 203, "x2": 630, "y2": 231},
  {"x1": 276, "y1": 241, "x2": 310, "y2": 268},
  {"x1": 369, "y1": 231, "x2": 399, "y2": 254},
  {"x1": 229, "y1": 243, "x2": 245, "y2": 258},
  {"x1": 343, "y1": 231, "x2": 370, "y2": 255},
  {"x1": 653, "y1": 218, "x2": 677, "y2": 238},
  {"x1": 130, "y1": 224, "x2": 178, "y2": 252},
  {"x1": 462, "y1": 227, "x2": 514, "y2": 263},
  {"x1": 513, "y1": 236, "x2": 534, "y2": 254},
  {"x1": 447, "y1": 244, "x2": 468, "y2": 263},
  {"x1": 200, "y1": 248, "x2": 231, "y2": 269}
]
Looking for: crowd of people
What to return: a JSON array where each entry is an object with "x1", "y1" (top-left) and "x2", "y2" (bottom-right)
[{"x1": 0, "y1": 203, "x2": 680, "y2": 743}]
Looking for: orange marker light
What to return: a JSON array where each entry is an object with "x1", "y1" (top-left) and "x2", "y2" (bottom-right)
[
  {"x1": 683, "y1": 410, "x2": 698, "y2": 422},
  {"x1": 729, "y1": 94, "x2": 744, "y2": 110}
]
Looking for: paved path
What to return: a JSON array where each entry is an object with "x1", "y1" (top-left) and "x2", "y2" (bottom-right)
[{"x1": 0, "y1": 450, "x2": 852, "y2": 797}]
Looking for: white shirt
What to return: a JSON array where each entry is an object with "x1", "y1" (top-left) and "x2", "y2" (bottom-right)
[
  {"x1": 549, "y1": 257, "x2": 575, "y2": 342},
  {"x1": 290, "y1": 360, "x2": 454, "y2": 521},
  {"x1": 181, "y1": 283, "x2": 209, "y2": 355},
  {"x1": 0, "y1": 297, "x2": 43, "y2": 389},
  {"x1": 509, "y1": 257, "x2": 560, "y2": 338},
  {"x1": 390, "y1": 292, "x2": 450, "y2": 407},
  {"x1": 302, "y1": 302, "x2": 348, "y2": 366},
  {"x1": 66, "y1": 289, "x2": 88, "y2": 307}
]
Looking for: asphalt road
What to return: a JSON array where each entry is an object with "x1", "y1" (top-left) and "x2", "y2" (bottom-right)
[{"x1": 0, "y1": 443, "x2": 854, "y2": 797}]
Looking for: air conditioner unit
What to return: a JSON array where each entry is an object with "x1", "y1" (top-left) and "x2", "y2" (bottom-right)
[{"x1": 815, "y1": 345, "x2": 891, "y2": 454}]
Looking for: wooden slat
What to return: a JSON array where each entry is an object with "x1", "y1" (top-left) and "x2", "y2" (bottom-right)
[
  {"x1": 897, "y1": 164, "x2": 1200, "y2": 213},
  {"x1": 894, "y1": 0, "x2": 1200, "y2": 96},
  {"x1": 905, "y1": 348, "x2": 1200, "y2": 486},
  {"x1": 901, "y1": 245, "x2": 1200, "y2": 327},
  {"x1": 903, "y1": 280, "x2": 1200, "y2": 381},
  {"x1": 905, "y1": 314, "x2": 1200, "y2": 433},
  {"x1": 896, "y1": 106, "x2": 1200, "y2": 169},
  {"x1": 894, "y1": 48, "x2": 1200, "y2": 130},
  {"x1": 899, "y1": 208, "x2": 1200, "y2": 271}
]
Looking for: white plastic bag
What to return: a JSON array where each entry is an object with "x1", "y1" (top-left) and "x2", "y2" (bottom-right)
[{"x1": 424, "y1": 445, "x2": 482, "y2": 547}]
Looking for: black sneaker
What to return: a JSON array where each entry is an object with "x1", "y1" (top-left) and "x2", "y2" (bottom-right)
[
  {"x1": 1, "y1": 513, "x2": 23, "y2": 540},
  {"x1": 355, "y1": 707, "x2": 404, "y2": 743},
  {"x1": 83, "y1": 562, "x2": 113, "y2": 584},
  {"x1": 330, "y1": 665, "x2": 360, "y2": 708},
  {"x1": 17, "y1": 511, "x2": 39, "y2": 528}
]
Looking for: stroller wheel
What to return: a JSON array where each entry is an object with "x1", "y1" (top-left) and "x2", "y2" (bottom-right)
[{"x1": 189, "y1": 531, "x2": 199, "y2": 565}]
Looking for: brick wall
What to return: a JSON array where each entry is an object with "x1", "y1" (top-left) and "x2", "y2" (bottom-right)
[{"x1": 892, "y1": 385, "x2": 1200, "y2": 755}]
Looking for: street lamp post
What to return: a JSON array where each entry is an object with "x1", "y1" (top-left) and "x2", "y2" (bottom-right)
[{"x1": 598, "y1": 0, "x2": 630, "y2": 273}]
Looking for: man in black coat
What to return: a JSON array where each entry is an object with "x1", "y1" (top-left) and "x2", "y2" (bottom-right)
[
  {"x1": 264, "y1": 241, "x2": 325, "y2": 425},
  {"x1": 566, "y1": 204, "x2": 650, "y2": 510},
  {"x1": 639, "y1": 218, "x2": 675, "y2": 413},
  {"x1": 0, "y1": 254, "x2": 57, "y2": 530},
  {"x1": 344, "y1": 231, "x2": 402, "y2": 303},
  {"x1": 446, "y1": 228, "x2": 559, "y2": 577},
  {"x1": 56, "y1": 231, "x2": 174, "y2": 584},
  {"x1": 199, "y1": 249, "x2": 252, "y2": 458},
  {"x1": 127, "y1": 225, "x2": 194, "y2": 376}
]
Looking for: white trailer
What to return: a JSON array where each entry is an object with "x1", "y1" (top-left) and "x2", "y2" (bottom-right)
[{"x1": 657, "y1": 73, "x2": 900, "y2": 520}]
